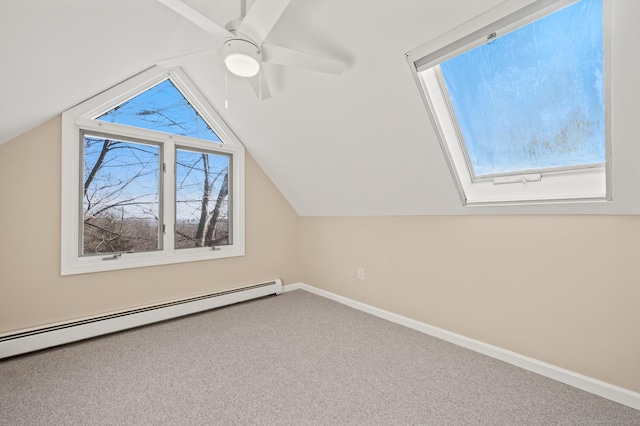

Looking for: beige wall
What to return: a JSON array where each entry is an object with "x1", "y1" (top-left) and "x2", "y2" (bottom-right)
[
  {"x1": 0, "y1": 116, "x2": 299, "y2": 333},
  {"x1": 1, "y1": 117, "x2": 639, "y2": 394},
  {"x1": 299, "y1": 216, "x2": 640, "y2": 393}
]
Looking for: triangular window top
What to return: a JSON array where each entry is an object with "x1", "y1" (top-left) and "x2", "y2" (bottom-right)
[{"x1": 96, "y1": 79, "x2": 221, "y2": 142}]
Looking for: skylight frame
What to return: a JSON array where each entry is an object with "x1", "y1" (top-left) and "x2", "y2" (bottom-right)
[
  {"x1": 95, "y1": 79, "x2": 222, "y2": 143},
  {"x1": 406, "y1": 0, "x2": 612, "y2": 206}
]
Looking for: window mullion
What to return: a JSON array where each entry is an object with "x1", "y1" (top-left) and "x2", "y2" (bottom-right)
[{"x1": 163, "y1": 136, "x2": 177, "y2": 254}]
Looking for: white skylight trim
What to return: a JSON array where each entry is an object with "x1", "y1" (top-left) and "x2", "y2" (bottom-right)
[{"x1": 407, "y1": 0, "x2": 612, "y2": 206}]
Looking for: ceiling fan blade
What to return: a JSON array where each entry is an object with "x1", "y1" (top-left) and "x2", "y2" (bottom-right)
[
  {"x1": 240, "y1": 0, "x2": 247, "y2": 18},
  {"x1": 262, "y1": 43, "x2": 346, "y2": 75},
  {"x1": 238, "y1": 0, "x2": 291, "y2": 46},
  {"x1": 154, "y1": 48, "x2": 218, "y2": 68},
  {"x1": 248, "y1": 72, "x2": 271, "y2": 100},
  {"x1": 157, "y1": 0, "x2": 233, "y2": 41}
]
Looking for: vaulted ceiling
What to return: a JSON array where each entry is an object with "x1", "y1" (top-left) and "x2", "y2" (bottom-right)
[{"x1": 1, "y1": 0, "x2": 639, "y2": 215}]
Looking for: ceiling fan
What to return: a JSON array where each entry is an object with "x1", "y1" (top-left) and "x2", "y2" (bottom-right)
[{"x1": 156, "y1": 0, "x2": 346, "y2": 100}]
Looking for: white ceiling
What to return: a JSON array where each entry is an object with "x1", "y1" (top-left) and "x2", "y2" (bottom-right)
[{"x1": 1, "y1": 0, "x2": 639, "y2": 215}]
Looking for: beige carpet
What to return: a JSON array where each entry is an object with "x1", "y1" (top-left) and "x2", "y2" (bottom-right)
[{"x1": 1, "y1": 289, "x2": 638, "y2": 425}]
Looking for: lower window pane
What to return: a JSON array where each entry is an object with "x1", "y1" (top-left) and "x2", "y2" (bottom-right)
[
  {"x1": 82, "y1": 135, "x2": 160, "y2": 255},
  {"x1": 175, "y1": 148, "x2": 230, "y2": 249}
]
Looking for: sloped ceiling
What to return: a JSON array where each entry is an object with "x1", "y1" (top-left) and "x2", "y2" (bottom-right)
[{"x1": 1, "y1": 0, "x2": 639, "y2": 215}]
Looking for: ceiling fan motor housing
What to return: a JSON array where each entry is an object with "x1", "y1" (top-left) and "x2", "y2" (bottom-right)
[{"x1": 222, "y1": 38, "x2": 262, "y2": 77}]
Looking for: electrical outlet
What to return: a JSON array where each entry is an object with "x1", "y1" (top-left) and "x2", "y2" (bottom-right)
[{"x1": 357, "y1": 267, "x2": 365, "y2": 280}]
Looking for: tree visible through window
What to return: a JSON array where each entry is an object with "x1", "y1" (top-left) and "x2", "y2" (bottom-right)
[
  {"x1": 82, "y1": 134, "x2": 160, "y2": 255},
  {"x1": 408, "y1": 0, "x2": 609, "y2": 205},
  {"x1": 62, "y1": 67, "x2": 245, "y2": 275},
  {"x1": 80, "y1": 78, "x2": 230, "y2": 256},
  {"x1": 175, "y1": 149, "x2": 230, "y2": 249}
]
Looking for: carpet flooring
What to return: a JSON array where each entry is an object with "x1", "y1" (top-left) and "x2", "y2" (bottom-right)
[{"x1": 1, "y1": 289, "x2": 638, "y2": 425}]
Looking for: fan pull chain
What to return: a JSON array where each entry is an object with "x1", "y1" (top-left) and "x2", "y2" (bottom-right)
[{"x1": 225, "y1": 68, "x2": 229, "y2": 109}]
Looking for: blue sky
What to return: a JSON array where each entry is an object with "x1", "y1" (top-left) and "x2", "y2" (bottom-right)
[
  {"x1": 97, "y1": 79, "x2": 222, "y2": 142},
  {"x1": 440, "y1": 0, "x2": 604, "y2": 177}
]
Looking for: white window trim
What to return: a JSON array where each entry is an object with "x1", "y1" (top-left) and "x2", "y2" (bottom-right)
[
  {"x1": 406, "y1": 0, "x2": 612, "y2": 206},
  {"x1": 61, "y1": 67, "x2": 245, "y2": 275}
]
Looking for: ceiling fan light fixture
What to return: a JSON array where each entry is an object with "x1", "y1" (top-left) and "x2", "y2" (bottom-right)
[{"x1": 223, "y1": 39, "x2": 261, "y2": 77}]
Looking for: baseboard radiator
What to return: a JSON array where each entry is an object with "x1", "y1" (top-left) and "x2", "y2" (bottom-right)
[{"x1": 0, "y1": 279, "x2": 282, "y2": 360}]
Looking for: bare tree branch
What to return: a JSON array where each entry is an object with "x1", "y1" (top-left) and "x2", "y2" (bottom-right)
[{"x1": 205, "y1": 172, "x2": 229, "y2": 246}]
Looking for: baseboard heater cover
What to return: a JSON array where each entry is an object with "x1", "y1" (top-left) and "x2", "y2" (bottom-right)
[{"x1": 0, "y1": 279, "x2": 282, "y2": 359}]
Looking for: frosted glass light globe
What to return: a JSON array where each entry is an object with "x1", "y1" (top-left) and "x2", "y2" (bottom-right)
[{"x1": 223, "y1": 39, "x2": 261, "y2": 77}]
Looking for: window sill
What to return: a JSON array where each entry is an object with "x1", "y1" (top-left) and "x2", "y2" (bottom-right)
[{"x1": 61, "y1": 246, "x2": 245, "y2": 276}]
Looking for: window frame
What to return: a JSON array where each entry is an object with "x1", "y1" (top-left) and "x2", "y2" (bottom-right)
[
  {"x1": 406, "y1": 0, "x2": 612, "y2": 206},
  {"x1": 61, "y1": 67, "x2": 245, "y2": 275}
]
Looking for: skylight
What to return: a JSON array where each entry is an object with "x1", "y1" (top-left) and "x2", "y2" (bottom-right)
[
  {"x1": 407, "y1": 0, "x2": 610, "y2": 205},
  {"x1": 440, "y1": 0, "x2": 604, "y2": 178}
]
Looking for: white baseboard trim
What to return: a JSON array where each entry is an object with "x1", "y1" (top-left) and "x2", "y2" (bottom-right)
[
  {"x1": 283, "y1": 282, "x2": 640, "y2": 411},
  {"x1": 0, "y1": 279, "x2": 282, "y2": 360}
]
